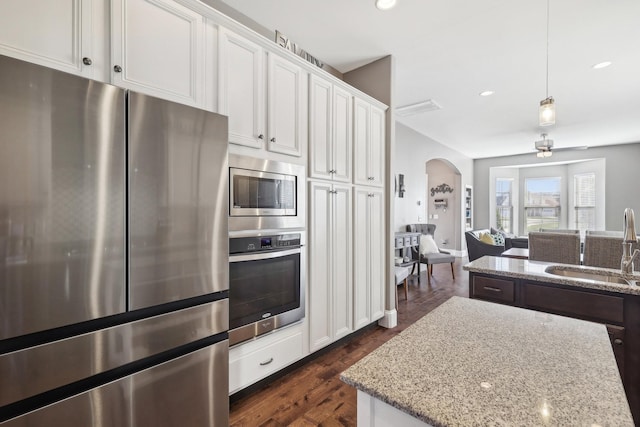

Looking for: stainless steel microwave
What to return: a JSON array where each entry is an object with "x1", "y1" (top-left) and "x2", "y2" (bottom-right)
[{"x1": 228, "y1": 154, "x2": 306, "y2": 231}]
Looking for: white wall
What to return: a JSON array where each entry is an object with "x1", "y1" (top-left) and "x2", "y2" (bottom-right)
[{"x1": 394, "y1": 123, "x2": 473, "y2": 252}]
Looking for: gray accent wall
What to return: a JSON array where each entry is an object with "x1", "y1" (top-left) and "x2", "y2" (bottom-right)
[{"x1": 474, "y1": 143, "x2": 640, "y2": 232}]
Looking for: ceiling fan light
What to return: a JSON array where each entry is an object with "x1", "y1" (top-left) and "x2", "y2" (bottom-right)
[
  {"x1": 375, "y1": 0, "x2": 397, "y2": 10},
  {"x1": 539, "y1": 97, "x2": 556, "y2": 126}
]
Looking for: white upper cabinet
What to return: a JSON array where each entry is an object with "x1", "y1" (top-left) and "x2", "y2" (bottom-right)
[
  {"x1": 111, "y1": 0, "x2": 209, "y2": 108},
  {"x1": 267, "y1": 52, "x2": 306, "y2": 156},
  {"x1": 218, "y1": 27, "x2": 264, "y2": 148},
  {"x1": 219, "y1": 28, "x2": 306, "y2": 156},
  {"x1": 309, "y1": 75, "x2": 352, "y2": 182},
  {"x1": 354, "y1": 97, "x2": 385, "y2": 187},
  {"x1": 0, "y1": 0, "x2": 100, "y2": 78}
]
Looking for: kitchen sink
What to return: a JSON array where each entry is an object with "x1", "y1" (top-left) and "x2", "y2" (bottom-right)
[{"x1": 544, "y1": 266, "x2": 632, "y2": 285}]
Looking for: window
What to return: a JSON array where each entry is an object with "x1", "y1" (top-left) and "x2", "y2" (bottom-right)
[
  {"x1": 495, "y1": 178, "x2": 513, "y2": 233},
  {"x1": 574, "y1": 172, "x2": 596, "y2": 232},
  {"x1": 524, "y1": 177, "x2": 561, "y2": 232}
]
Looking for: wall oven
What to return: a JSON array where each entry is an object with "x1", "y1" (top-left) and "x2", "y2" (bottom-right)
[
  {"x1": 229, "y1": 154, "x2": 305, "y2": 231},
  {"x1": 228, "y1": 232, "x2": 305, "y2": 346}
]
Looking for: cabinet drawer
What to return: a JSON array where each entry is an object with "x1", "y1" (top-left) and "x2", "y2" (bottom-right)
[
  {"x1": 395, "y1": 237, "x2": 405, "y2": 248},
  {"x1": 229, "y1": 330, "x2": 302, "y2": 394},
  {"x1": 411, "y1": 236, "x2": 419, "y2": 246},
  {"x1": 472, "y1": 276, "x2": 515, "y2": 303},
  {"x1": 522, "y1": 283, "x2": 624, "y2": 324},
  {"x1": 404, "y1": 237, "x2": 412, "y2": 247}
]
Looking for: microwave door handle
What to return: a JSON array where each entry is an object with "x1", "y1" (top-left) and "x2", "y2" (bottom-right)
[{"x1": 276, "y1": 180, "x2": 282, "y2": 209}]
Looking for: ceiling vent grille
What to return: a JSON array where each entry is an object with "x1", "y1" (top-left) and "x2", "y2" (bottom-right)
[{"x1": 395, "y1": 99, "x2": 442, "y2": 117}]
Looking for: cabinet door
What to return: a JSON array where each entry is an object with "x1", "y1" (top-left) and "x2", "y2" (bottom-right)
[
  {"x1": 354, "y1": 188, "x2": 385, "y2": 328},
  {"x1": 332, "y1": 184, "x2": 353, "y2": 340},
  {"x1": 332, "y1": 86, "x2": 352, "y2": 183},
  {"x1": 368, "y1": 189, "x2": 385, "y2": 321},
  {"x1": 218, "y1": 28, "x2": 264, "y2": 148},
  {"x1": 0, "y1": 0, "x2": 97, "y2": 78},
  {"x1": 267, "y1": 53, "x2": 305, "y2": 156},
  {"x1": 352, "y1": 188, "x2": 371, "y2": 329},
  {"x1": 369, "y1": 105, "x2": 385, "y2": 187},
  {"x1": 308, "y1": 75, "x2": 333, "y2": 180},
  {"x1": 111, "y1": 0, "x2": 205, "y2": 107},
  {"x1": 308, "y1": 181, "x2": 333, "y2": 352},
  {"x1": 353, "y1": 97, "x2": 370, "y2": 186}
]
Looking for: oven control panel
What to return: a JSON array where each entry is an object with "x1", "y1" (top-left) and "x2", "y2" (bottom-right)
[{"x1": 230, "y1": 233, "x2": 301, "y2": 254}]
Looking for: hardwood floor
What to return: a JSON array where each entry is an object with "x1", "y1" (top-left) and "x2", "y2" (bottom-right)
[{"x1": 229, "y1": 258, "x2": 470, "y2": 426}]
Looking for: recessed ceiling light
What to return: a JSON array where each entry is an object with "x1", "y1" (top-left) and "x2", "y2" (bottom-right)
[
  {"x1": 592, "y1": 61, "x2": 612, "y2": 69},
  {"x1": 375, "y1": 0, "x2": 397, "y2": 10},
  {"x1": 479, "y1": 90, "x2": 494, "y2": 97}
]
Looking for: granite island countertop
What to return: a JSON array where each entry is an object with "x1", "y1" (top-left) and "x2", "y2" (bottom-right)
[
  {"x1": 340, "y1": 296, "x2": 633, "y2": 426},
  {"x1": 464, "y1": 256, "x2": 640, "y2": 295}
]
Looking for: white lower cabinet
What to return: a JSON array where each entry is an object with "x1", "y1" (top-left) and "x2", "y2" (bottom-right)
[
  {"x1": 353, "y1": 187, "x2": 385, "y2": 330},
  {"x1": 308, "y1": 181, "x2": 353, "y2": 352},
  {"x1": 229, "y1": 324, "x2": 303, "y2": 394}
]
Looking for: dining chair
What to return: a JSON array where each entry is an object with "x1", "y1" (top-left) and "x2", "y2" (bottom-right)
[
  {"x1": 528, "y1": 231, "x2": 581, "y2": 265},
  {"x1": 583, "y1": 234, "x2": 637, "y2": 269}
]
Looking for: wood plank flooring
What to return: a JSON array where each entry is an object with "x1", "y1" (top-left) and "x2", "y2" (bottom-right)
[{"x1": 229, "y1": 259, "x2": 470, "y2": 426}]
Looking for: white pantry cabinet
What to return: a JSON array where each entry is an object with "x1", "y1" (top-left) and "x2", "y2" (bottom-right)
[
  {"x1": 353, "y1": 187, "x2": 385, "y2": 329},
  {"x1": 308, "y1": 75, "x2": 352, "y2": 182},
  {"x1": 219, "y1": 27, "x2": 306, "y2": 156},
  {"x1": 0, "y1": 0, "x2": 101, "y2": 78},
  {"x1": 111, "y1": 0, "x2": 211, "y2": 108},
  {"x1": 308, "y1": 181, "x2": 353, "y2": 352},
  {"x1": 354, "y1": 97, "x2": 385, "y2": 187}
]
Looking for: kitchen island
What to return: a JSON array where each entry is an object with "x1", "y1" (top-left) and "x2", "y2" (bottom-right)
[{"x1": 340, "y1": 296, "x2": 633, "y2": 426}]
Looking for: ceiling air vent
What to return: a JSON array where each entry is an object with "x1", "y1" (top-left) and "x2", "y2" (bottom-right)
[{"x1": 395, "y1": 99, "x2": 442, "y2": 117}]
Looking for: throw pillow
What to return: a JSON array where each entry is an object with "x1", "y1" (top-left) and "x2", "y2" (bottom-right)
[
  {"x1": 491, "y1": 233, "x2": 505, "y2": 246},
  {"x1": 479, "y1": 232, "x2": 496, "y2": 245},
  {"x1": 420, "y1": 234, "x2": 440, "y2": 255}
]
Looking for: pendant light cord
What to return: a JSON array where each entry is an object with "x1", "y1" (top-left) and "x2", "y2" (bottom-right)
[{"x1": 545, "y1": 0, "x2": 550, "y2": 98}]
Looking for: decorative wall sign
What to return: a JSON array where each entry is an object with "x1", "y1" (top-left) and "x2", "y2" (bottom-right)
[
  {"x1": 276, "y1": 30, "x2": 324, "y2": 69},
  {"x1": 430, "y1": 183, "x2": 454, "y2": 197}
]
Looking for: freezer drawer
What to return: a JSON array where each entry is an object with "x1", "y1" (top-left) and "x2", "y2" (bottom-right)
[
  {"x1": 0, "y1": 299, "x2": 227, "y2": 408},
  {"x1": 1, "y1": 340, "x2": 229, "y2": 427}
]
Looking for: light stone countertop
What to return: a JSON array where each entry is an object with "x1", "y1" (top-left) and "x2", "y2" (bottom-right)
[
  {"x1": 340, "y1": 296, "x2": 633, "y2": 427},
  {"x1": 464, "y1": 256, "x2": 640, "y2": 295}
]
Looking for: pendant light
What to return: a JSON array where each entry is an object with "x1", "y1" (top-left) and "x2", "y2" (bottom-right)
[{"x1": 539, "y1": 0, "x2": 556, "y2": 126}]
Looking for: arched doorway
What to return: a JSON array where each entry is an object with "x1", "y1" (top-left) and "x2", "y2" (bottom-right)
[{"x1": 425, "y1": 159, "x2": 463, "y2": 253}]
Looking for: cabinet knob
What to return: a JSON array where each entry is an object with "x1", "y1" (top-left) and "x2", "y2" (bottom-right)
[
  {"x1": 258, "y1": 134, "x2": 264, "y2": 140},
  {"x1": 113, "y1": 65, "x2": 122, "y2": 73},
  {"x1": 368, "y1": 177, "x2": 374, "y2": 180},
  {"x1": 270, "y1": 137, "x2": 276, "y2": 143},
  {"x1": 614, "y1": 338, "x2": 623, "y2": 346},
  {"x1": 82, "y1": 57, "x2": 92, "y2": 66},
  {"x1": 329, "y1": 169, "x2": 336, "y2": 174}
]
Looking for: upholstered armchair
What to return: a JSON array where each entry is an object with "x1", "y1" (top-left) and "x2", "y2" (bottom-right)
[{"x1": 405, "y1": 224, "x2": 455, "y2": 285}]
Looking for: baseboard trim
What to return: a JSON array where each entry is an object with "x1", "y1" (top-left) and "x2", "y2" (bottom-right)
[{"x1": 378, "y1": 309, "x2": 397, "y2": 328}]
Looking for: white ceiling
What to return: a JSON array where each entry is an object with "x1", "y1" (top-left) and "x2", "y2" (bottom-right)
[{"x1": 218, "y1": 0, "x2": 640, "y2": 159}]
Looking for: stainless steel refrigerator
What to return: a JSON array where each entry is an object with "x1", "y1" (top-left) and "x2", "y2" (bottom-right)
[{"x1": 0, "y1": 55, "x2": 229, "y2": 426}]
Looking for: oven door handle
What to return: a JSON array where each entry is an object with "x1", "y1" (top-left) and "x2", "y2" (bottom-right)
[{"x1": 229, "y1": 247, "x2": 302, "y2": 263}]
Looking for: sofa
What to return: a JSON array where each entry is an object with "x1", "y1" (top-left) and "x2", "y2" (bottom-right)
[{"x1": 465, "y1": 229, "x2": 505, "y2": 261}]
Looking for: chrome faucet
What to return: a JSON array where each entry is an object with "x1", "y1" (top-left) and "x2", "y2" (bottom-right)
[{"x1": 621, "y1": 208, "x2": 640, "y2": 274}]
